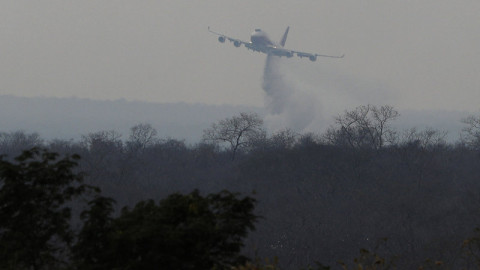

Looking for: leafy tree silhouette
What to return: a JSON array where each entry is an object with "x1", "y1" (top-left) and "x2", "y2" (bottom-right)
[
  {"x1": 0, "y1": 148, "x2": 95, "y2": 270},
  {"x1": 73, "y1": 190, "x2": 257, "y2": 269}
]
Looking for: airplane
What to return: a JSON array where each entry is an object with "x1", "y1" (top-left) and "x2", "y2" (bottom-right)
[{"x1": 208, "y1": 26, "x2": 344, "y2": 62}]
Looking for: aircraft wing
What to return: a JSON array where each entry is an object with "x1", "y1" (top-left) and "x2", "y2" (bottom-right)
[
  {"x1": 208, "y1": 27, "x2": 251, "y2": 49},
  {"x1": 292, "y1": 50, "x2": 344, "y2": 61}
]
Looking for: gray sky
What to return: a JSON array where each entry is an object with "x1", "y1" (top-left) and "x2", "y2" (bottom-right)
[{"x1": 1, "y1": 1, "x2": 480, "y2": 116}]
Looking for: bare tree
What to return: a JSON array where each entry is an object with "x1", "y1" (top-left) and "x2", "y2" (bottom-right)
[
  {"x1": 0, "y1": 131, "x2": 43, "y2": 156},
  {"x1": 81, "y1": 130, "x2": 122, "y2": 153},
  {"x1": 371, "y1": 105, "x2": 400, "y2": 147},
  {"x1": 127, "y1": 123, "x2": 159, "y2": 151},
  {"x1": 323, "y1": 105, "x2": 399, "y2": 149},
  {"x1": 461, "y1": 114, "x2": 480, "y2": 149},
  {"x1": 269, "y1": 128, "x2": 298, "y2": 150},
  {"x1": 80, "y1": 130, "x2": 123, "y2": 178},
  {"x1": 203, "y1": 112, "x2": 264, "y2": 160},
  {"x1": 400, "y1": 127, "x2": 447, "y2": 149}
]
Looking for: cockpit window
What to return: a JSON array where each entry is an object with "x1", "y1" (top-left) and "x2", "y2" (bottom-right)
[{"x1": 254, "y1": 29, "x2": 261, "y2": 32}]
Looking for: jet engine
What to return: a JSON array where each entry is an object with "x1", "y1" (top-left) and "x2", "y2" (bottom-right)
[
  {"x1": 218, "y1": 36, "x2": 226, "y2": 43},
  {"x1": 233, "y1": 41, "x2": 241, "y2": 47},
  {"x1": 309, "y1": 55, "x2": 317, "y2": 62}
]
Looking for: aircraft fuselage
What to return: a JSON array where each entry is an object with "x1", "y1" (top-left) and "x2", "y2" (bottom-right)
[
  {"x1": 250, "y1": 29, "x2": 274, "y2": 46},
  {"x1": 248, "y1": 29, "x2": 293, "y2": 57}
]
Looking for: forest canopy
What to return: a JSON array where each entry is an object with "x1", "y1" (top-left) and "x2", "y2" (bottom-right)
[{"x1": 2, "y1": 106, "x2": 480, "y2": 269}]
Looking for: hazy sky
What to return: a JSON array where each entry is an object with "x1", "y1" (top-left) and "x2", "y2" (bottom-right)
[{"x1": 1, "y1": 1, "x2": 479, "y2": 116}]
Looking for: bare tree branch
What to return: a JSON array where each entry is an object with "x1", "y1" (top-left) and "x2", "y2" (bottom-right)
[{"x1": 203, "y1": 113, "x2": 264, "y2": 160}]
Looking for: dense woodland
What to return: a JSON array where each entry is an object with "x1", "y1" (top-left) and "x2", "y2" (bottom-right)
[{"x1": 2, "y1": 104, "x2": 480, "y2": 269}]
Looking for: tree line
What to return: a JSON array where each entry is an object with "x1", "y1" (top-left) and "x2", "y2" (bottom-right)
[{"x1": 1, "y1": 105, "x2": 480, "y2": 269}]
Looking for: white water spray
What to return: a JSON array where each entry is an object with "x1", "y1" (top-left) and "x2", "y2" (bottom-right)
[{"x1": 262, "y1": 55, "x2": 317, "y2": 132}]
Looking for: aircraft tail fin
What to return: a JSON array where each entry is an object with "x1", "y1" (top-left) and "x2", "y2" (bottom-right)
[{"x1": 279, "y1": 26, "x2": 289, "y2": 47}]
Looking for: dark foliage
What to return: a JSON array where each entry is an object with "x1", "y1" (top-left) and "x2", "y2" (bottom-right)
[
  {"x1": 0, "y1": 148, "x2": 94, "y2": 270},
  {"x1": 73, "y1": 190, "x2": 257, "y2": 269},
  {"x1": 72, "y1": 196, "x2": 116, "y2": 270}
]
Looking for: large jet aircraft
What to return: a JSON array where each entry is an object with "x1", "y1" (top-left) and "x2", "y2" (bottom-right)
[{"x1": 208, "y1": 26, "x2": 344, "y2": 61}]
